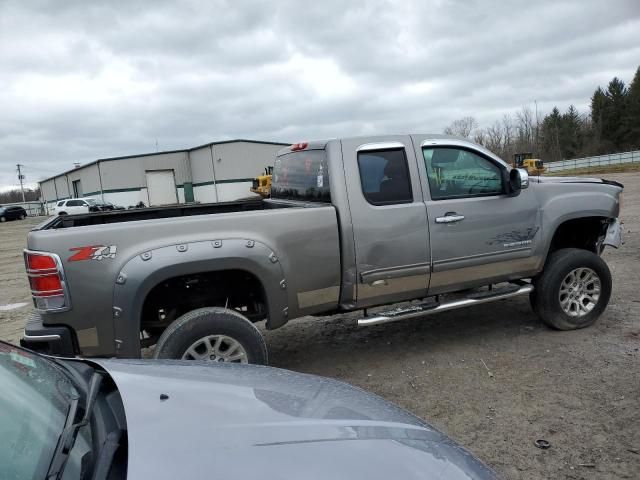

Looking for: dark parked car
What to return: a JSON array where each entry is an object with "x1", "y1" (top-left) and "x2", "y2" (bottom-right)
[
  {"x1": 0, "y1": 205, "x2": 27, "y2": 222},
  {"x1": 0, "y1": 340, "x2": 498, "y2": 479}
]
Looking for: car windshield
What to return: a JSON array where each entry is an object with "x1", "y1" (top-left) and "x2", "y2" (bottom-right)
[{"x1": 0, "y1": 342, "x2": 77, "y2": 479}]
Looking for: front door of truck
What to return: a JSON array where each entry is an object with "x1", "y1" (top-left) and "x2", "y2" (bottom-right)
[
  {"x1": 416, "y1": 138, "x2": 541, "y2": 294},
  {"x1": 341, "y1": 136, "x2": 430, "y2": 308}
]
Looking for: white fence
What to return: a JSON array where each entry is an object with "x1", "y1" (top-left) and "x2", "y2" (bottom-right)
[{"x1": 546, "y1": 150, "x2": 640, "y2": 172}]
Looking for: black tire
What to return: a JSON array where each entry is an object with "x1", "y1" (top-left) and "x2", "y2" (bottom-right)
[
  {"x1": 531, "y1": 248, "x2": 612, "y2": 330},
  {"x1": 0, "y1": 216, "x2": 5, "y2": 222},
  {"x1": 58, "y1": 211, "x2": 67, "y2": 216},
  {"x1": 19, "y1": 214, "x2": 26, "y2": 220},
  {"x1": 153, "y1": 307, "x2": 268, "y2": 365}
]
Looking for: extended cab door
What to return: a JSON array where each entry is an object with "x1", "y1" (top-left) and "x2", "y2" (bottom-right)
[
  {"x1": 341, "y1": 136, "x2": 430, "y2": 308},
  {"x1": 415, "y1": 137, "x2": 541, "y2": 294}
]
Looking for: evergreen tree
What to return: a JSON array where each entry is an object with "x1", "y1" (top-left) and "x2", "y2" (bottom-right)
[
  {"x1": 601, "y1": 77, "x2": 629, "y2": 150},
  {"x1": 560, "y1": 105, "x2": 583, "y2": 159},
  {"x1": 625, "y1": 66, "x2": 640, "y2": 148},
  {"x1": 541, "y1": 107, "x2": 563, "y2": 161},
  {"x1": 590, "y1": 86, "x2": 608, "y2": 152}
]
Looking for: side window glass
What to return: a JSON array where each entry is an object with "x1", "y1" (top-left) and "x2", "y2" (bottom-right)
[
  {"x1": 423, "y1": 147, "x2": 503, "y2": 200},
  {"x1": 357, "y1": 149, "x2": 413, "y2": 205},
  {"x1": 67, "y1": 200, "x2": 82, "y2": 206}
]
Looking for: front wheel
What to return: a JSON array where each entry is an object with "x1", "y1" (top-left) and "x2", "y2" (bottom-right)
[
  {"x1": 531, "y1": 248, "x2": 612, "y2": 330},
  {"x1": 153, "y1": 307, "x2": 268, "y2": 365},
  {"x1": 0, "y1": 216, "x2": 5, "y2": 222}
]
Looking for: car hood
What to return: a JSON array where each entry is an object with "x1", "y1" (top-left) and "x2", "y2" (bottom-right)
[{"x1": 92, "y1": 359, "x2": 497, "y2": 479}]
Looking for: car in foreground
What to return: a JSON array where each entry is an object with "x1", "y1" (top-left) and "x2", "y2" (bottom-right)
[
  {"x1": 0, "y1": 340, "x2": 498, "y2": 479},
  {"x1": 0, "y1": 205, "x2": 27, "y2": 222}
]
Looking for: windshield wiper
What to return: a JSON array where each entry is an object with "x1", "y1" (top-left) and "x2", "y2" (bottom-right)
[{"x1": 47, "y1": 371, "x2": 103, "y2": 479}]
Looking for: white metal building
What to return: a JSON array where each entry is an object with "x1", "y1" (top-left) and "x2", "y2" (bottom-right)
[{"x1": 39, "y1": 139, "x2": 287, "y2": 210}]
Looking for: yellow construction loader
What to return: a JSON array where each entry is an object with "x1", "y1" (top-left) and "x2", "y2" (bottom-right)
[
  {"x1": 251, "y1": 166, "x2": 273, "y2": 198},
  {"x1": 513, "y1": 153, "x2": 546, "y2": 175}
]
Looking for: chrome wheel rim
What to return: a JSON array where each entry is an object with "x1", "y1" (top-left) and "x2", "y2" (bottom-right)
[
  {"x1": 559, "y1": 267, "x2": 601, "y2": 317},
  {"x1": 181, "y1": 335, "x2": 248, "y2": 363}
]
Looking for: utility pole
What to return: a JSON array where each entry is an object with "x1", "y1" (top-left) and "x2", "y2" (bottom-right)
[
  {"x1": 534, "y1": 100, "x2": 539, "y2": 155},
  {"x1": 16, "y1": 164, "x2": 26, "y2": 202}
]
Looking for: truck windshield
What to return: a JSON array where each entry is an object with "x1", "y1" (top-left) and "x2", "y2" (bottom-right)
[
  {"x1": 0, "y1": 342, "x2": 77, "y2": 479},
  {"x1": 271, "y1": 150, "x2": 330, "y2": 202}
]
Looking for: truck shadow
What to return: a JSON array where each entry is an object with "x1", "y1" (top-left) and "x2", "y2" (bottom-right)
[{"x1": 264, "y1": 297, "x2": 553, "y2": 374}]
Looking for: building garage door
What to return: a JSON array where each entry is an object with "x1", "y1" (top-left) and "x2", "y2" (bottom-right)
[{"x1": 146, "y1": 170, "x2": 178, "y2": 206}]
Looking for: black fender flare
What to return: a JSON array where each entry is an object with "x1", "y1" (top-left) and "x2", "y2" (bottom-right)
[{"x1": 112, "y1": 238, "x2": 287, "y2": 357}]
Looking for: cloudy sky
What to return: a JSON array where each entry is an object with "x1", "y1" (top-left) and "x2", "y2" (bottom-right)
[{"x1": 1, "y1": 0, "x2": 639, "y2": 190}]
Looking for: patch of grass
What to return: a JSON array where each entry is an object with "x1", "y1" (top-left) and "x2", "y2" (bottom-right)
[{"x1": 544, "y1": 162, "x2": 640, "y2": 176}]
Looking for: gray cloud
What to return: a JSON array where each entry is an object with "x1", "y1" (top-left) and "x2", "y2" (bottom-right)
[{"x1": 1, "y1": 0, "x2": 639, "y2": 189}]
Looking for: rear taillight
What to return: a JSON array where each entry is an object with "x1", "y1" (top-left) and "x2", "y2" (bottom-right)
[
  {"x1": 291, "y1": 142, "x2": 308, "y2": 151},
  {"x1": 24, "y1": 250, "x2": 70, "y2": 312}
]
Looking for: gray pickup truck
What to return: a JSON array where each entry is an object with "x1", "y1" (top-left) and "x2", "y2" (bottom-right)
[{"x1": 22, "y1": 134, "x2": 623, "y2": 364}]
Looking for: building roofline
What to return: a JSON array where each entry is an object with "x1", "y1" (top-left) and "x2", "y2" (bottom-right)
[
  {"x1": 39, "y1": 139, "x2": 291, "y2": 184},
  {"x1": 188, "y1": 138, "x2": 289, "y2": 151}
]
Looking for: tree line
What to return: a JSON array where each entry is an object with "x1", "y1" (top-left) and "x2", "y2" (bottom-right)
[
  {"x1": 444, "y1": 65, "x2": 640, "y2": 163},
  {"x1": 0, "y1": 188, "x2": 41, "y2": 204}
]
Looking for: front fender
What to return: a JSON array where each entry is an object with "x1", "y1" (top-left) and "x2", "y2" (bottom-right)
[
  {"x1": 112, "y1": 238, "x2": 287, "y2": 357},
  {"x1": 537, "y1": 187, "x2": 621, "y2": 263}
]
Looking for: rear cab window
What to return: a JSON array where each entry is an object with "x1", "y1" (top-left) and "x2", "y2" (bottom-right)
[
  {"x1": 271, "y1": 148, "x2": 330, "y2": 202},
  {"x1": 357, "y1": 148, "x2": 413, "y2": 205}
]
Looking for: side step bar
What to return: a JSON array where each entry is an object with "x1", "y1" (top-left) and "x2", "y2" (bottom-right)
[{"x1": 358, "y1": 283, "x2": 533, "y2": 327}]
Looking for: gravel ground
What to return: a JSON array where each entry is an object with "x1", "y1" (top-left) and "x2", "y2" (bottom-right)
[{"x1": 1, "y1": 173, "x2": 639, "y2": 479}]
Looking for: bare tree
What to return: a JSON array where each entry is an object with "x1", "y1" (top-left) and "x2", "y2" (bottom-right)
[
  {"x1": 501, "y1": 114, "x2": 516, "y2": 160},
  {"x1": 484, "y1": 121, "x2": 504, "y2": 154},
  {"x1": 515, "y1": 106, "x2": 536, "y2": 154},
  {"x1": 472, "y1": 129, "x2": 487, "y2": 146},
  {"x1": 443, "y1": 116, "x2": 478, "y2": 139}
]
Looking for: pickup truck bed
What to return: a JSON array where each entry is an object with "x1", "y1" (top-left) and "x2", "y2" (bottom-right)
[
  {"x1": 41, "y1": 197, "x2": 270, "y2": 228},
  {"x1": 27, "y1": 198, "x2": 341, "y2": 357}
]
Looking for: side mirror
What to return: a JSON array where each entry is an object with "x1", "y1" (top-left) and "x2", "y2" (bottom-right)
[{"x1": 509, "y1": 168, "x2": 529, "y2": 194}]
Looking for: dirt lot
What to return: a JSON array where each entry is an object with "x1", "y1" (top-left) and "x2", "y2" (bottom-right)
[{"x1": 1, "y1": 174, "x2": 639, "y2": 479}]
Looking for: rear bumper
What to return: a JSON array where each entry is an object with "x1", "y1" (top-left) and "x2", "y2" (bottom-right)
[{"x1": 20, "y1": 311, "x2": 77, "y2": 357}]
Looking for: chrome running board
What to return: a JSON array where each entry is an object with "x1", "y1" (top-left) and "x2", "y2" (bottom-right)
[{"x1": 358, "y1": 283, "x2": 534, "y2": 327}]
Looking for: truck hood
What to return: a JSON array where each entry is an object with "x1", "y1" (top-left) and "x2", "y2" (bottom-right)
[
  {"x1": 92, "y1": 359, "x2": 497, "y2": 479},
  {"x1": 531, "y1": 176, "x2": 624, "y2": 188}
]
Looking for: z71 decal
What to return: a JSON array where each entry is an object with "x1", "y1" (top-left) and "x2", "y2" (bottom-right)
[{"x1": 68, "y1": 245, "x2": 117, "y2": 262}]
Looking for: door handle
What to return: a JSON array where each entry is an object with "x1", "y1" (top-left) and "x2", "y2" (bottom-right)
[{"x1": 435, "y1": 213, "x2": 465, "y2": 224}]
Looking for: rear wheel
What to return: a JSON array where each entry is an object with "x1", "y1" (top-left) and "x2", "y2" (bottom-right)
[
  {"x1": 19, "y1": 214, "x2": 26, "y2": 220},
  {"x1": 153, "y1": 307, "x2": 268, "y2": 365},
  {"x1": 531, "y1": 248, "x2": 612, "y2": 330}
]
